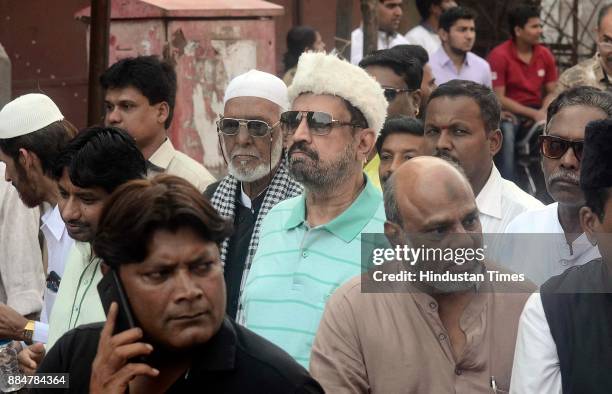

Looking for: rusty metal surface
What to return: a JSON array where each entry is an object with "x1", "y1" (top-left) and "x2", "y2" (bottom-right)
[
  {"x1": 85, "y1": 0, "x2": 279, "y2": 177},
  {"x1": 76, "y1": 0, "x2": 283, "y2": 20},
  {"x1": 88, "y1": 0, "x2": 111, "y2": 126},
  {"x1": 0, "y1": 0, "x2": 90, "y2": 128}
]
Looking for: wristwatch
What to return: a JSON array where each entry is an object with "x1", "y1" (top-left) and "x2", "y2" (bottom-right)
[{"x1": 22, "y1": 320, "x2": 35, "y2": 345}]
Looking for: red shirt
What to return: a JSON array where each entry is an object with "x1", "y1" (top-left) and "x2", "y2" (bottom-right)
[{"x1": 487, "y1": 39, "x2": 558, "y2": 107}]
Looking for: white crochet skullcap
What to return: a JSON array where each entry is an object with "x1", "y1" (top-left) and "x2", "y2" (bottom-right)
[
  {"x1": 0, "y1": 94, "x2": 64, "y2": 139},
  {"x1": 287, "y1": 52, "x2": 388, "y2": 135},
  {"x1": 224, "y1": 69, "x2": 290, "y2": 111}
]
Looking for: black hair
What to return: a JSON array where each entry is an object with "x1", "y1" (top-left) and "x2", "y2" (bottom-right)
[
  {"x1": 52, "y1": 126, "x2": 147, "y2": 194},
  {"x1": 100, "y1": 56, "x2": 177, "y2": 129},
  {"x1": 0, "y1": 120, "x2": 77, "y2": 175},
  {"x1": 283, "y1": 26, "x2": 317, "y2": 73},
  {"x1": 546, "y1": 86, "x2": 612, "y2": 133},
  {"x1": 584, "y1": 187, "x2": 610, "y2": 221},
  {"x1": 93, "y1": 175, "x2": 233, "y2": 268},
  {"x1": 359, "y1": 46, "x2": 424, "y2": 90},
  {"x1": 598, "y1": 3, "x2": 612, "y2": 29},
  {"x1": 343, "y1": 99, "x2": 369, "y2": 129},
  {"x1": 416, "y1": 0, "x2": 443, "y2": 20},
  {"x1": 428, "y1": 80, "x2": 501, "y2": 132},
  {"x1": 439, "y1": 6, "x2": 476, "y2": 32},
  {"x1": 508, "y1": 4, "x2": 541, "y2": 38},
  {"x1": 376, "y1": 116, "x2": 424, "y2": 153}
]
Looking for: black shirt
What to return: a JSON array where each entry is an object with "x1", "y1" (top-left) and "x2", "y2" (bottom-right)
[
  {"x1": 34, "y1": 317, "x2": 324, "y2": 394},
  {"x1": 204, "y1": 181, "x2": 266, "y2": 319},
  {"x1": 541, "y1": 258, "x2": 612, "y2": 394}
]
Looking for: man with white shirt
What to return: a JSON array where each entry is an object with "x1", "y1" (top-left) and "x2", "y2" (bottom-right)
[
  {"x1": 430, "y1": 7, "x2": 493, "y2": 87},
  {"x1": 101, "y1": 56, "x2": 215, "y2": 192},
  {"x1": 422, "y1": 80, "x2": 542, "y2": 250},
  {"x1": 510, "y1": 118, "x2": 612, "y2": 394},
  {"x1": 503, "y1": 87, "x2": 611, "y2": 285},
  {"x1": 350, "y1": 0, "x2": 409, "y2": 65},
  {"x1": 405, "y1": 0, "x2": 457, "y2": 56},
  {"x1": 0, "y1": 93, "x2": 76, "y2": 344}
]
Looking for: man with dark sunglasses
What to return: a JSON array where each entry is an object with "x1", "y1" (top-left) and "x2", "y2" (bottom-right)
[
  {"x1": 502, "y1": 86, "x2": 612, "y2": 285},
  {"x1": 204, "y1": 70, "x2": 302, "y2": 320},
  {"x1": 511, "y1": 118, "x2": 612, "y2": 393},
  {"x1": 240, "y1": 52, "x2": 388, "y2": 367}
]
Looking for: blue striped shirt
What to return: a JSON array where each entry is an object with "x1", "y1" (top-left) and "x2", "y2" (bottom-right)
[{"x1": 241, "y1": 176, "x2": 386, "y2": 367}]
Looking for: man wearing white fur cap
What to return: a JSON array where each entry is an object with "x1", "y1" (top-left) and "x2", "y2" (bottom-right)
[
  {"x1": 240, "y1": 52, "x2": 388, "y2": 367},
  {"x1": 205, "y1": 70, "x2": 303, "y2": 320}
]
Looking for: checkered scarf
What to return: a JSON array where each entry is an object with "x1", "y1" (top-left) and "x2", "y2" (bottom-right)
[{"x1": 210, "y1": 160, "x2": 302, "y2": 313}]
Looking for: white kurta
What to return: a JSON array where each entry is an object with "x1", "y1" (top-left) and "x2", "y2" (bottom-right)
[{"x1": 350, "y1": 27, "x2": 410, "y2": 65}]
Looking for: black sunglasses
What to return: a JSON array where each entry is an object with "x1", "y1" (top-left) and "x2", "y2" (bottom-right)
[
  {"x1": 539, "y1": 135, "x2": 584, "y2": 161},
  {"x1": 280, "y1": 111, "x2": 363, "y2": 136},
  {"x1": 217, "y1": 117, "x2": 279, "y2": 138},
  {"x1": 383, "y1": 87, "x2": 412, "y2": 102}
]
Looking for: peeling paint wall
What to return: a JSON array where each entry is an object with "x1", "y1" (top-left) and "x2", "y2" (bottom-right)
[{"x1": 104, "y1": 17, "x2": 276, "y2": 178}]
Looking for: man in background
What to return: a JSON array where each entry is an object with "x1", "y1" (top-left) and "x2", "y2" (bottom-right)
[{"x1": 405, "y1": 0, "x2": 458, "y2": 56}]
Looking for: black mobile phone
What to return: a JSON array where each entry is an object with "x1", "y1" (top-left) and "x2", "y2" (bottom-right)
[{"x1": 97, "y1": 269, "x2": 139, "y2": 334}]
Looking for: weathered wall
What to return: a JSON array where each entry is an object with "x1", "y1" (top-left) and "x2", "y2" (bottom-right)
[{"x1": 0, "y1": 44, "x2": 10, "y2": 108}]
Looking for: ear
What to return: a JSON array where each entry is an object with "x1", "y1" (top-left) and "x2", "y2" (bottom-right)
[
  {"x1": 439, "y1": 29, "x2": 449, "y2": 42},
  {"x1": 356, "y1": 128, "x2": 377, "y2": 162},
  {"x1": 18, "y1": 148, "x2": 39, "y2": 172},
  {"x1": 514, "y1": 26, "x2": 522, "y2": 39},
  {"x1": 580, "y1": 206, "x2": 600, "y2": 246},
  {"x1": 384, "y1": 220, "x2": 402, "y2": 247},
  {"x1": 488, "y1": 128, "x2": 503, "y2": 156},
  {"x1": 410, "y1": 90, "x2": 422, "y2": 117},
  {"x1": 157, "y1": 102, "x2": 170, "y2": 126}
]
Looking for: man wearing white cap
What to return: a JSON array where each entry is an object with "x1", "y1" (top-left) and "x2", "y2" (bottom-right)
[
  {"x1": 240, "y1": 52, "x2": 388, "y2": 367},
  {"x1": 0, "y1": 93, "x2": 76, "y2": 344},
  {"x1": 204, "y1": 70, "x2": 303, "y2": 320}
]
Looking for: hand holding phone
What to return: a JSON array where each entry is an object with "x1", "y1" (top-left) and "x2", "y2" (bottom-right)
[{"x1": 97, "y1": 269, "x2": 139, "y2": 334}]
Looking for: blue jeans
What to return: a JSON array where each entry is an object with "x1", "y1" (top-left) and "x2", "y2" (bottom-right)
[{"x1": 498, "y1": 120, "x2": 518, "y2": 181}]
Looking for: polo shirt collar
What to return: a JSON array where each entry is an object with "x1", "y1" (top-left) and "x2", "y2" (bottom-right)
[
  {"x1": 475, "y1": 165, "x2": 503, "y2": 219},
  {"x1": 284, "y1": 175, "x2": 381, "y2": 243},
  {"x1": 148, "y1": 138, "x2": 175, "y2": 171},
  {"x1": 190, "y1": 317, "x2": 237, "y2": 372}
]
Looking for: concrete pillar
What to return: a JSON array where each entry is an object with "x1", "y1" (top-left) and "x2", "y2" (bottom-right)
[{"x1": 0, "y1": 43, "x2": 10, "y2": 108}]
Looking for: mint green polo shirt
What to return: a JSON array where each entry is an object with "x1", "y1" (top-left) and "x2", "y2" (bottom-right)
[{"x1": 241, "y1": 176, "x2": 386, "y2": 367}]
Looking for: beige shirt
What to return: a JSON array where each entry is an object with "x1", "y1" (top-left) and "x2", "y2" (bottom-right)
[
  {"x1": 0, "y1": 164, "x2": 45, "y2": 315},
  {"x1": 554, "y1": 53, "x2": 611, "y2": 96},
  {"x1": 310, "y1": 265, "x2": 534, "y2": 394},
  {"x1": 147, "y1": 138, "x2": 215, "y2": 192}
]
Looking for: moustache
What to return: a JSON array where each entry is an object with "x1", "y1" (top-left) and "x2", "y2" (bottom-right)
[
  {"x1": 65, "y1": 220, "x2": 89, "y2": 228},
  {"x1": 230, "y1": 149, "x2": 261, "y2": 160},
  {"x1": 434, "y1": 150, "x2": 460, "y2": 165},
  {"x1": 549, "y1": 170, "x2": 579, "y2": 185},
  {"x1": 288, "y1": 142, "x2": 319, "y2": 161}
]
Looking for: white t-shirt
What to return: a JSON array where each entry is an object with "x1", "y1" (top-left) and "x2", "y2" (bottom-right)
[
  {"x1": 350, "y1": 27, "x2": 410, "y2": 65},
  {"x1": 405, "y1": 24, "x2": 441, "y2": 57}
]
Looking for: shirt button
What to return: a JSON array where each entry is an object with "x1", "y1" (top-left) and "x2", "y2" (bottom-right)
[
  {"x1": 560, "y1": 259, "x2": 569, "y2": 266},
  {"x1": 302, "y1": 250, "x2": 309, "y2": 258},
  {"x1": 429, "y1": 302, "x2": 437, "y2": 310},
  {"x1": 438, "y1": 333, "x2": 446, "y2": 341},
  {"x1": 455, "y1": 368, "x2": 462, "y2": 376}
]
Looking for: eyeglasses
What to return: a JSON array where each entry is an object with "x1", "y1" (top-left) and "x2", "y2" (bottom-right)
[
  {"x1": 539, "y1": 135, "x2": 583, "y2": 161},
  {"x1": 598, "y1": 40, "x2": 612, "y2": 51},
  {"x1": 383, "y1": 87, "x2": 412, "y2": 102},
  {"x1": 280, "y1": 111, "x2": 363, "y2": 136},
  {"x1": 216, "y1": 117, "x2": 279, "y2": 138}
]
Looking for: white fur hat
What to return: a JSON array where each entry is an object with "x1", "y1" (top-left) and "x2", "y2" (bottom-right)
[
  {"x1": 0, "y1": 93, "x2": 64, "y2": 139},
  {"x1": 287, "y1": 52, "x2": 388, "y2": 135},
  {"x1": 224, "y1": 69, "x2": 290, "y2": 111}
]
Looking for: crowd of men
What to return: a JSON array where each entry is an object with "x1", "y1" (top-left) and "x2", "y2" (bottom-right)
[{"x1": 0, "y1": 1, "x2": 611, "y2": 393}]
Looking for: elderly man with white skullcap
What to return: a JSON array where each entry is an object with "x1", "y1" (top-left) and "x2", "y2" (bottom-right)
[
  {"x1": 239, "y1": 53, "x2": 388, "y2": 367},
  {"x1": 0, "y1": 93, "x2": 77, "y2": 345},
  {"x1": 204, "y1": 70, "x2": 303, "y2": 320}
]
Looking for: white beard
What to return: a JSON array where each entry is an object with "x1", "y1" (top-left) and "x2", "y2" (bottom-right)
[{"x1": 228, "y1": 136, "x2": 283, "y2": 182}]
